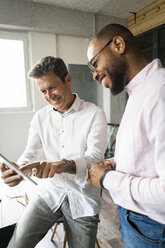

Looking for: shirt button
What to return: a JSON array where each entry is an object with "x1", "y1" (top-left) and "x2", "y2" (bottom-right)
[
  {"x1": 62, "y1": 145, "x2": 64, "y2": 148},
  {"x1": 62, "y1": 130, "x2": 64, "y2": 133}
]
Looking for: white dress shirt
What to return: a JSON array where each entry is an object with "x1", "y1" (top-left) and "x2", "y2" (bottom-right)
[
  {"x1": 18, "y1": 95, "x2": 107, "y2": 219},
  {"x1": 104, "y1": 59, "x2": 165, "y2": 224}
]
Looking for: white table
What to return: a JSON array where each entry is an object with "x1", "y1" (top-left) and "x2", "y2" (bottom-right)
[
  {"x1": 0, "y1": 175, "x2": 37, "y2": 228},
  {"x1": 0, "y1": 176, "x2": 64, "y2": 247}
]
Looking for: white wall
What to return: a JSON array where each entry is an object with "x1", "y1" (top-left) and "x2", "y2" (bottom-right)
[
  {"x1": 57, "y1": 35, "x2": 89, "y2": 65},
  {"x1": 29, "y1": 32, "x2": 57, "y2": 110}
]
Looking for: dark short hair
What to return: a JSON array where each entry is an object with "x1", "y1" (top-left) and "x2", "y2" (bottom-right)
[
  {"x1": 96, "y1": 23, "x2": 137, "y2": 50},
  {"x1": 96, "y1": 23, "x2": 134, "y2": 39},
  {"x1": 28, "y1": 56, "x2": 68, "y2": 82}
]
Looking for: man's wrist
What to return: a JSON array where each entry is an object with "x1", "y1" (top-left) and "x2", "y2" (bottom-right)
[
  {"x1": 100, "y1": 168, "x2": 113, "y2": 189},
  {"x1": 62, "y1": 159, "x2": 72, "y2": 173}
]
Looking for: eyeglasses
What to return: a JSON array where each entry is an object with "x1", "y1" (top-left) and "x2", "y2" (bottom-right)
[{"x1": 88, "y1": 39, "x2": 113, "y2": 73}]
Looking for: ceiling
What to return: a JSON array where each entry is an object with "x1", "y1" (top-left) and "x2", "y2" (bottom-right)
[{"x1": 25, "y1": 0, "x2": 158, "y2": 19}]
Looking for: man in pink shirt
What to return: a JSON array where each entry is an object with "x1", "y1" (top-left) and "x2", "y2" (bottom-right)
[{"x1": 87, "y1": 23, "x2": 165, "y2": 248}]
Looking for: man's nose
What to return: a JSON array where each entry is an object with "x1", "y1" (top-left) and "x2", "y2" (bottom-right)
[
  {"x1": 46, "y1": 90, "x2": 53, "y2": 99},
  {"x1": 93, "y1": 71, "x2": 99, "y2": 81}
]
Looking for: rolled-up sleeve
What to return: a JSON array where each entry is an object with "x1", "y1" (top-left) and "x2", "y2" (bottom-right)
[{"x1": 74, "y1": 108, "x2": 107, "y2": 185}]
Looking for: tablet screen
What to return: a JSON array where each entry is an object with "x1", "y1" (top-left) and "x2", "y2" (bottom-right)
[{"x1": 0, "y1": 153, "x2": 37, "y2": 186}]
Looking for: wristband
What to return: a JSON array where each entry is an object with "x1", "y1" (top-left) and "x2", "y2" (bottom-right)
[
  {"x1": 100, "y1": 168, "x2": 113, "y2": 189},
  {"x1": 63, "y1": 159, "x2": 72, "y2": 172}
]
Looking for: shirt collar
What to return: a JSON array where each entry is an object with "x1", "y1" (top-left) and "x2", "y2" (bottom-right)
[
  {"x1": 67, "y1": 94, "x2": 81, "y2": 113},
  {"x1": 125, "y1": 59, "x2": 163, "y2": 96},
  {"x1": 52, "y1": 94, "x2": 81, "y2": 114}
]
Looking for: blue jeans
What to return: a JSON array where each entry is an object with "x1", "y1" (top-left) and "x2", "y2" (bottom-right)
[{"x1": 117, "y1": 206, "x2": 165, "y2": 248}]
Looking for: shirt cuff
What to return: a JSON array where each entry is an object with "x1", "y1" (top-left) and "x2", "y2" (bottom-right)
[{"x1": 100, "y1": 168, "x2": 113, "y2": 189}]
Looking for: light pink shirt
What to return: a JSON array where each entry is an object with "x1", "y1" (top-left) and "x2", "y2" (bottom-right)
[{"x1": 104, "y1": 59, "x2": 165, "y2": 224}]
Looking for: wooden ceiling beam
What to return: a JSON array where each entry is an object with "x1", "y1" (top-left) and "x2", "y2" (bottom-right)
[{"x1": 128, "y1": 0, "x2": 165, "y2": 35}]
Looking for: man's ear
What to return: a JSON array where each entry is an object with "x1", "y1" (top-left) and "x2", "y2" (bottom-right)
[
  {"x1": 112, "y1": 36, "x2": 126, "y2": 54},
  {"x1": 65, "y1": 73, "x2": 72, "y2": 87}
]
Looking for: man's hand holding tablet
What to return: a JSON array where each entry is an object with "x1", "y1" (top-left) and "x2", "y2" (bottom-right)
[{"x1": 0, "y1": 154, "x2": 37, "y2": 186}]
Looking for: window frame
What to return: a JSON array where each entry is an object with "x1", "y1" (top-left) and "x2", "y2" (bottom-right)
[{"x1": 0, "y1": 30, "x2": 32, "y2": 113}]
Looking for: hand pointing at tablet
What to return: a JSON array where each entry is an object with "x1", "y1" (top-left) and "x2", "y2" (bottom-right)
[{"x1": 21, "y1": 159, "x2": 76, "y2": 178}]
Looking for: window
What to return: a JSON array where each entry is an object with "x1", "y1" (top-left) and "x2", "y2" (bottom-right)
[
  {"x1": 136, "y1": 30, "x2": 154, "y2": 61},
  {"x1": 136, "y1": 23, "x2": 165, "y2": 67},
  {"x1": 0, "y1": 30, "x2": 31, "y2": 112}
]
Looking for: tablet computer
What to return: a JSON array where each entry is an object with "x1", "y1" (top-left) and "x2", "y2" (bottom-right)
[{"x1": 0, "y1": 153, "x2": 37, "y2": 186}]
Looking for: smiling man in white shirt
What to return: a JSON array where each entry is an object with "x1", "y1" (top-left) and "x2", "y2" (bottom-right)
[
  {"x1": 87, "y1": 23, "x2": 165, "y2": 248},
  {"x1": 0, "y1": 56, "x2": 107, "y2": 248}
]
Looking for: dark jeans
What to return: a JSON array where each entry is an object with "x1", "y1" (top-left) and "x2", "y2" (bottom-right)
[
  {"x1": 0, "y1": 224, "x2": 16, "y2": 248},
  {"x1": 117, "y1": 206, "x2": 165, "y2": 248}
]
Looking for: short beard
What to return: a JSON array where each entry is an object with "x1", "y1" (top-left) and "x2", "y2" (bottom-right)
[{"x1": 107, "y1": 62, "x2": 126, "y2": 95}]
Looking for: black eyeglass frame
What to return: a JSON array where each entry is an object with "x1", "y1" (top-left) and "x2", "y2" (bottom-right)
[{"x1": 88, "y1": 39, "x2": 113, "y2": 73}]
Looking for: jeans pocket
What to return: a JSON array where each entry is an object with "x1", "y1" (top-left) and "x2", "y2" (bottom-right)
[{"x1": 126, "y1": 213, "x2": 159, "y2": 245}]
